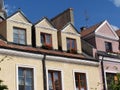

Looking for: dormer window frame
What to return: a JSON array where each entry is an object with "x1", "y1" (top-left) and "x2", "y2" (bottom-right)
[
  {"x1": 40, "y1": 32, "x2": 52, "y2": 49},
  {"x1": 66, "y1": 38, "x2": 77, "y2": 53},
  {"x1": 13, "y1": 27, "x2": 26, "y2": 45}
]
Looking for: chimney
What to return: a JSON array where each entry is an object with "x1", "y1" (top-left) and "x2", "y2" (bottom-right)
[
  {"x1": 51, "y1": 8, "x2": 74, "y2": 30},
  {"x1": 80, "y1": 27, "x2": 87, "y2": 32}
]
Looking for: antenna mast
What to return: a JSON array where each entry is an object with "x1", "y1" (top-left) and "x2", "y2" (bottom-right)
[{"x1": 84, "y1": 10, "x2": 89, "y2": 27}]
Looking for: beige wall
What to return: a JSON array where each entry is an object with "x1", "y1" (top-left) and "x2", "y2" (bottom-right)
[
  {"x1": 0, "y1": 54, "x2": 43, "y2": 90},
  {"x1": 46, "y1": 60, "x2": 101, "y2": 90},
  {"x1": 6, "y1": 20, "x2": 32, "y2": 45},
  {"x1": 61, "y1": 32, "x2": 81, "y2": 53},
  {"x1": 35, "y1": 26, "x2": 58, "y2": 50}
]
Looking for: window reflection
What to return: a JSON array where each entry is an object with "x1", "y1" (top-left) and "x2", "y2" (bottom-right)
[{"x1": 48, "y1": 70, "x2": 62, "y2": 90}]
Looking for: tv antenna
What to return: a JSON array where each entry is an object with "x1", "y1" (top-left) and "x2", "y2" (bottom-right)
[{"x1": 84, "y1": 10, "x2": 89, "y2": 27}]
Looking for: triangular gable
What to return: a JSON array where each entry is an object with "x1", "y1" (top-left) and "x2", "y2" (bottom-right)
[
  {"x1": 7, "y1": 10, "x2": 31, "y2": 23},
  {"x1": 35, "y1": 17, "x2": 55, "y2": 28},
  {"x1": 95, "y1": 20, "x2": 119, "y2": 40},
  {"x1": 61, "y1": 23, "x2": 79, "y2": 34}
]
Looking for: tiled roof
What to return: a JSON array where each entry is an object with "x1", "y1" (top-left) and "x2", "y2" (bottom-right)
[
  {"x1": 116, "y1": 29, "x2": 120, "y2": 37},
  {"x1": 80, "y1": 21, "x2": 103, "y2": 37},
  {"x1": 0, "y1": 39, "x2": 87, "y2": 60}
]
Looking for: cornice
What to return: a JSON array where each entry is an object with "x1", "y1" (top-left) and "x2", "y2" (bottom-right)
[
  {"x1": 46, "y1": 55, "x2": 99, "y2": 67},
  {"x1": 35, "y1": 26, "x2": 57, "y2": 31},
  {"x1": 0, "y1": 48, "x2": 44, "y2": 60},
  {"x1": 7, "y1": 19, "x2": 32, "y2": 26}
]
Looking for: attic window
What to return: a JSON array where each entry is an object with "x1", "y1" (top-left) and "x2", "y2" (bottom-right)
[
  {"x1": 13, "y1": 27, "x2": 26, "y2": 45},
  {"x1": 40, "y1": 33, "x2": 52, "y2": 49},
  {"x1": 105, "y1": 42, "x2": 112, "y2": 52},
  {"x1": 67, "y1": 38, "x2": 77, "y2": 53}
]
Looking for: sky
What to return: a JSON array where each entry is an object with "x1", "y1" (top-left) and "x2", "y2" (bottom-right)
[{"x1": 4, "y1": 0, "x2": 120, "y2": 31}]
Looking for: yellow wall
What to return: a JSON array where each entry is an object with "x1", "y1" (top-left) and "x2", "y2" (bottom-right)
[
  {"x1": 0, "y1": 54, "x2": 43, "y2": 90},
  {"x1": 46, "y1": 60, "x2": 101, "y2": 90}
]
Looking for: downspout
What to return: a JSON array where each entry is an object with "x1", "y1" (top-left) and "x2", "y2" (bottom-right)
[
  {"x1": 42, "y1": 54, "x2": 47, "y2": 90},
  {"x1": 100, "y1": 56, "x2": 106, "y2": 90}
]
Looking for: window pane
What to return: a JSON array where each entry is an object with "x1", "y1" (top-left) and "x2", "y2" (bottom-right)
[
  {"x1": 19, "y1": 85, "x2": 24, "y2": 90},
  {"x1": 48, "y1": 72, "x2": 53, "y2": 90},
  {"x1": 71, "y1": 40, "x2": 75, "y2": 48},
  {"x1": 18, "y1": 68, "x2": 33, "y2": 90},
  {"x1": 41, "y1": 34, "x2": 45, "y2": 45},
  {"x1": 19, "y1": 40, "x2": 25, "y2": 45},
  {"x1": 46, "y1": 34, "x2": 51, "y2": 44},
  {"x1": 67, "y1": 38, "x2": 76, "y2": 51},
  {"x1": 26, "y1": 78, "x2": 32, "y2": 86},
  {"x1": 25, "y1": 86, "x2": 32, "y2": 90},
  {"x1": 19, "y1": 77, "x2": 24, "y2": 85},
  {"x1": 75, "y1": 73, "x2": 87, "y2": 90},
  {"x1": 105, "y1": 42, "x2": 112, "y2": 52},
  {"x1": 13, "y1": 28, "x2": 26, "y2": 44},
  {"x1": 67, "y1": 39, "x2": 70, "y2": 50},
  {"x1": 48, "y1": 71, "x2": 62, "y2": 90}
]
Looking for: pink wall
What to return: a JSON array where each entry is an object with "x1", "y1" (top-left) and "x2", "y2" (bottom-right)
[
  {"x1": 95, "y1": 37, "x2": 119, "y2": 52},
  {"x1": 104, "y1": 61, "x2": 120, "y2": 72}
]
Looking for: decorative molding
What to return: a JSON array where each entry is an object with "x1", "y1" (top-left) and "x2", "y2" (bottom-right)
[
  {"x1": 62, "y1": 32, "x2": 80, "y2": 36},
  {"x1": 35, "y1": 26, "x2": 57, "y2": 31},
  {"x1": 46, "y1": 55, "x2": 99, "y2": 66},
  {"x1": 95, "y1": 33, "x2": 119, "y2": 41},
  {"x1": 7, "y1": 19, "x2": 32, "y2": 26},
  {"x1": 0, "y1": 48, "x2": 44, "y2": 60}
]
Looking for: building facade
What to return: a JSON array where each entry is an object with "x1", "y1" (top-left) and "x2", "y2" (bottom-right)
[
  {"x1": 81, "y1": 20, "x2": 120, "y2": 90},
  {"x1": 0, "y1": 9, "x2": 102, "y2": 90}
]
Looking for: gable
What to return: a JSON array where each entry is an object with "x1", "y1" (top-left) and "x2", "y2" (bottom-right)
[
  {"x1": 62, "y1": 24, "x2": 79, "y2": 34},
  {"x1": 95, "y1": 21, "x2": 119, "y2": 40},
  {"x1": 8, "y1": 12, "x2": 29, "y2": 23},
  {"x1": 35, "y1": 18, "x2": 54, "y2": 28}
]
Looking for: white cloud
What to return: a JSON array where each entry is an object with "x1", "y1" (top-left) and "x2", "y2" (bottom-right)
[
  {"x1": 111, "y1": 24, "x2": 119, "y2": 31},
  {"x1": 110, "y1": 0, "x2": 120, "y2": 7}
]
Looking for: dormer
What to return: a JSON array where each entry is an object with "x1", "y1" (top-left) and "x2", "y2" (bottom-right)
[
  {"x1": 81, "y1": 20, "x2": 119, "y2": 54},
  {"x1": 58, "y1": 23, "x2": 81, "y2": 53},
  {"x1": 33, "y1": 17, "x2": 58, "y2": 50},
  {"x1": 0, "y1": 10, "x2": 32, "y2": 46}
]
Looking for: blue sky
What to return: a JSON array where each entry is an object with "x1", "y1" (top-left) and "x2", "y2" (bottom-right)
[{"x1": 4, "y1": 0, "x2": 120, "y2": 31}]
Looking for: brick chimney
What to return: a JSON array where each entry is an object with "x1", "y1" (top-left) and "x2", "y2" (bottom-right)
[{"x1": 51, "y1": 8, "x2": 74, "y2": 30}]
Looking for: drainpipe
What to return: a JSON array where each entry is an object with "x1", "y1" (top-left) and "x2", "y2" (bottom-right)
[
  {"x1": 100, "y1": 56, "x2": 106, "y2": 90},
  {"x1": 42, "y1": 54, "x2": 47, "y2": 90}
]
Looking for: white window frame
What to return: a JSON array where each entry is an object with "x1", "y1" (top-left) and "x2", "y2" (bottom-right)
[
  {"x1": 73, "y1": 70, "x2": 89, "y2": 90},
  {"x1": 16, "y1": 64, "x2": 36, "y2": 90},
  {"x1": 46, "y1": 68, "x2": 64, "y2": 90}
]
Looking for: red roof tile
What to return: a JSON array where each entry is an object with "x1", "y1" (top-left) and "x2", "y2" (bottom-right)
[
  {"x1": 80, "y1": 22, "x2": 103, "y2": 37},
  {"x1": 116, "y1": 29, "x2": 120, "y2": 37},
  {"x1": 0, "y1": 39, "x2": 85, "y2": 59}
]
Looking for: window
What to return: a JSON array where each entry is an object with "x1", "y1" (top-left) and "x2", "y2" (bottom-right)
[
  {"x1": 18, "y1": 67, "x2": 34, "y2": 90},
  {"x1": 13, "y1": 27, "x2": 26, "y2": 45},
  {"x1": 106, "y1": 73, "x2": 117, "y2": 90},
  {"x1": 67, "y1": 38, "x2": 77, "y2": 53},
  {"x1": 105, "y1": 42, "x2": 112, "y2": 52},
  {"x1": 75, "y1": 72, "x2": 87, "y2": 90},
  {"x1": 48, "y1": 70, "x2": 62, "y2": 90},
  {"x1": 41, "y1": 33, "x2": 52, "y2": 48}
]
